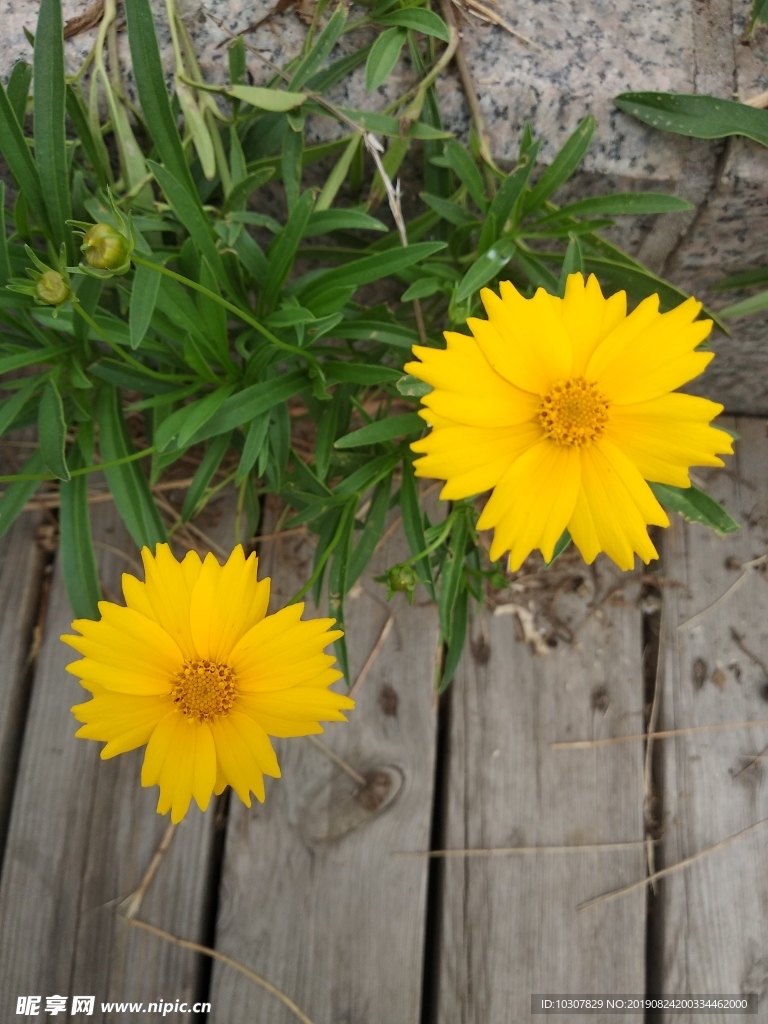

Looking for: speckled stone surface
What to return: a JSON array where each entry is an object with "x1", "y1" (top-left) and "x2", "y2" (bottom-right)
[{"x1": 3, "y1": 0, "x2": 768, "y2": 409}]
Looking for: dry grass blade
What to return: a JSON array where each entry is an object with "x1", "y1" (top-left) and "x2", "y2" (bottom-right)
[
  {"x1": 121, "y1": 821, "x2": 177, "y2": 919},
  {"x1": 395, "y1": 839, "x2": 653, "y2": 858},
  {"x1": 494, "y1": 603, "x2": 549, "y2": 656},
  {"x1": 577, "y1": 817, "x2": 768, "y2": 911},
  {"x1": 349, "y1": 613, "x2": 395, "y2": 699},
  {"x1": 124, "y1": 918, "x2": 316, "y2": 1024},
  {"x1": 677, "y1": 555, "x2": 767, "y2": 631},
  {"x1": 452, "y1": 0, "x2": 542, "y2": 50},
  {"x1": 552, "y1": 719, "x2": 768, "y2": 749},
  {"x1": 64, "y1": 0, "x2": 105, "y2": 38},
  {"x1": 306, "y1": 735, "x2": 366, "y2": 786}
]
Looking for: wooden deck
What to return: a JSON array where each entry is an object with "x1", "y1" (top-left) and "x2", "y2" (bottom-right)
[{"x1": 1, "y1": 416, "x2": 767, "y2": 1023}]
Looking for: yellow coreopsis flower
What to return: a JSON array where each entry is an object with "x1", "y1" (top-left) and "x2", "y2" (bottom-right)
[
  {"x1": 405, "y1": 273, "x2": 733, "y2": 571},
  {"x1": 62, "y1": 544, "x2": 353, "y2": 822}
]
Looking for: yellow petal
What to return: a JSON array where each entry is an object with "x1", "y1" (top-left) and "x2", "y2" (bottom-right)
[
  {"x1": 210, "y1": 714, "x2": 277, "y2": 806},
  {"x1": 230, "y1": 607, "x2": 342, "y2": 691},
  {"x1": 237, "y1": 687, "x2": 355, "y2": 738},
  {"x1": 142, "y1": 710, "x2": 181, "y2": 787},
  {"x1": 191, "y1": 723, "x2": 217, "y2": 812},
  {"x1": 189, "y1": 546, "x2": 271, "y2": 662},
  {"x1": 63, "y1": 603, "x2": 183, "y2": 683},
  {"x1": 71, "y1": 689, "x2": 168, "y2": 757},
  {"x1": 139, "y1": 544, "x2": 200, "y2": 659},
  {"x1": 562, "y1": 273, "x2": 613, "y2": 375},
  {"x1": 585, "y1": 293, "x2": 661, "y2": 381}
]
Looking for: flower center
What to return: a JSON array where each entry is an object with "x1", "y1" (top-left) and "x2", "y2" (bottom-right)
[
  {"x1": 171, "y1": 660, "x2": 236, "y2": 722},
  {"x1": 539, "y1": 377, "x2": 610, "y2": 447}
]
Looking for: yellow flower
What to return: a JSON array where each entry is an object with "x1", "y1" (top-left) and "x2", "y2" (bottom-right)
[
  {"x1": 405, "y1": 273, "x2": 733, "y2": 571},
  {"x1": 62, "y1": 544, "x2": 353, "y2": 822}
]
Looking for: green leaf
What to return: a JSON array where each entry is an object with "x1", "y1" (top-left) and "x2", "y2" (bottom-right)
[
  {"x1": 148, "y1": 160, "x2": 228, "y2": 290},
  {"x1": 299, "y1": 241, "x2": 446, "y2": 305},
  {"x1": 347, "y1": 473, "x2": 391, "y2": 587},
  {"x1": 0, "y1": 375, "x2": 39, "y2": 435},
  {"x1": 97, "y1": 386, "x2": 166, "y2": 548},
  {"x1": 223, "y1": 167, "x2": 275, "y2": 213},
  {"x1": 397, "y1": 373, "x2": 432, "y2": 398},
  {"x1": 38, "y1": 380, "x2": 70, "y2": 481},
  {"x1": 228, "y1": 85, "x2": 307, "y2": 111},
  {"x1": 184, "y1": 370, "x2": 308, "y2": 446},
  {"x1": 7, "y1": 61, "x2": 32, "y2": 123},
  {"x1": 328, "y1": 498, "x2": 357, "y2": 680},
  {"x1": 523, "y1": 116, "x2": 596, "y2": 214},
  {"x1": 539, "y1": 192, "x2": 694, "y2": 222},
  {"x1": 378, "y1": 8, "x2": 450, "y2": 40},
  {"x1": 263, "y1": 189, "x2": 315, "y2": 310},
  {"x1": 337, "y1": 107, "x2": 451, "y2": 139},
  {"x1": 650, "y1": 483, "x2": 739, "y2": 536},
  {"x1": 438, "y1": 513, "x2": 468, "y2": 640},
  {"x1": 315, "y1": 134, "x2": 362, "y2": 212},
  {"x1": 282, "y1": 124, "x2": 303, "y2": 213},
  {"x1": 420, "y1": 191, "x2": 477, "y2": 227},
  {"x1": 439, "y1": 585, "x2": 468, "y2": 693},
  {"x1": 333, "y1": 318, "x2": 420, "y2": 348},
  {"x1": 290, "y1": 7, "x2": 347, "y2": 90},
  {"x1": 719, "y1": 290, "x2": 768, "y2": 318},
  {"x1": 444, "y1": 139, "x2": 487, "y2": 212},
  {"x1": 0, "y1": 77, "x2": 48, "y2": 232},
  {"x1": 400, "y1": 457, "x2": 435, "y2": 600},
  {"x1": 34, "y1": 0, "x2": 73, "y2": 260},
  {"x1": 181, "y1": 430, "x2": 233, "y2": 522},
  {"x1": 749, "y1": 0, "x2": 768, "y2": 31},
  {"x1": 0, "y1": 448, "x2": 47, "y2": 539},
  {"x1": 335, "y1": 412, "x2": 423, "y2": 448},
  {"x1": 228, "y1": 37, "x2": 246, "y2": 84},
  {"x1": 59, "y1": 440, "x2": 101, "y2": 619},
  {"x1": 402, "y1": 277, "x2": 442, "y2": 301},
  {"x1": 488, "y1": 140, "x2": 541, "y2": 231},
  {"x1": 124, "y1": 0, "x2": 199, "y2": 201},
  {"x1": 154, "y1": 385, "x2": 235, "y2": 451},
  {"x1": 236, "y1": 413, "x2": 270, "y2": 486},
  {"x1": 0, "y1": 181, "x2": 10, "y2": 287},
  {"x1": 129, "y1": 258, "x2": 162, "y2": 349},
  {"x1": 365, "y1": 27, "x2": 407, "y2": 92},
  {"x1": 304, "y1": 209, "x2": 387, "y2": 235},
  {"x1": 545, "y1": 528, "x2": 571, "y2": 568},
  {"x1": 176, "y1": 79, "x2": 216, "y2": 181},
  {"x1": 455, "y1": 237, "x2": 515, "y2": 302},
  {"x1": 716, "y1": 267, "x2": 768, "y2": 290},
  {"x1": 324, "y1": 362, "x2": 402, "y2": 385},
  {"x1": 197, "y1": 258, "x2": 231, "y2": 367},
  {"x1": 616, "y1": 92, "x2": 768, "y2": 148},
  {"x1": 558, "y1": 236, "x2": 584, "y2": 295}
]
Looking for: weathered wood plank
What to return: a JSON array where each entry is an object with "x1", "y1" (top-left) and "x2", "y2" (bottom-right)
[
  {"x1": 0, "y1": 497, "x2": 240, "y2": 1018},
  {"x1": 435, "y1": 557, "x2": 648, "y2": 1022},
  {"x1": 653, "y1": 416, "x2": 768, "y2": 1018},
  {"x1": 210, "y1": 509, "x2": 442, "y2": 1023},
  {"x1": 0, "y1": 508, "x2": 46, "y2": 856}
]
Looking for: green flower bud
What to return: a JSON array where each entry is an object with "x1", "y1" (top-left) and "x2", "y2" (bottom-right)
[
  {"x1": 380, "y1": 563, "x2": 421, "y2": 604},
  {"x1": 81, "y1": 222, "x2": 131, "y2": 271},
  {"x1": 35, "y1": 269, "x2": 70, "y2": 306}
]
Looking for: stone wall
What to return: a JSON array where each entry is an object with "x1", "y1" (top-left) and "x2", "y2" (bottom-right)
[{"x1": 3, "y1": 0, "x2": 768, "y2": 410}]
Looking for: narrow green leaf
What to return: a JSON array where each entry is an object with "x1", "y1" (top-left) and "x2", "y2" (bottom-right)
[
  {"x1": 336, "y1": 412, "x2": 423, "y2": 449},
  {"x1": 716, "y1": 267, "x2": 768, "y2": 290},
  {"x1": 539, "y1": 192, "x2": 694, "y2": 223},
  {"x1": 346, "y1": 474, "x2": 391, "y2": 587},
  {"x1": 305, "y1": 45, "x2": 370, "y2": 93},
  {"x1": 616, "y1": 92, "x2": 768, "y2": 148},
  {"x1": 523, "y1": 115, "x2": 596, "y2": 214},
  {"x1": 488, "y1": 140, "x2": 541, "y2": 230},
  {"x1": 38, "y1": 380, "x2": 70, "y2": 481},
  {"x1": 184, "y1": 370, "x2": 308, "y2": 446},
  {"x1": 324, "y1": 362, "x2": 402, "y2": 385},
  {"x1": 444, "y1": 139, "x2": 487, "y2": 212},
  {"x1": 545, "y1": 528, "x2": 572, "y2": 568},
  {"x1": 197, "y1": 258, "x2": 230, "y2": 366},
  {"x1": 337, "y1": 107, "x2": 451, "y2": 139},
  {"x1": 290, "y1": 7, "x2": 347, "y2": 89},
  {"x1": 333, "y1": 318, "x2": 420, "y2": 348},
  {"x1": 66, "y1": 84, "x2": 110, "y2": 188},
  {"x1": 558, "y1": 236, "x2": 584, "y2": 295},
  {"x1": 148, "y1": 160, "x2": 228, "y2": 290},
  {"x1": 439, "y1": 586, "x2": 468, "y2": 693},
  {"x1": 223, "y1": 167, "x2": 275, "y2": 213},
  {"x1": 72, "y1": 275, "x2": 102, "y2": 346},
  {"x1": 181, "y1": 430, "x2": 233, "y2": 522},
  {"x1": 262, "y1": 190, "x2": 315, "y2": 310},
  {"x1": 304, "y1": 209, "x2": 387, "y2": 235},
  {"x1": 720, "y1": 290, "x2": 768, "y2": 318},
  {"x1": 282, "y1": 125, "x2": 303, "y2": 212},
  {"x1": 176, "y1": 79, "x2": 216, "y2": 181},
  {"x1": 650, "y1": 483, "x2": 739, "y2": 536},
  {"x1": 328, "y1": 498, "x2": 357, "y2": 680},
  {"x1": 155, "y1": 385, "x2": 235, "y2": 451},
  {"x1": 315, "y1": 134, "x2": 362, "y2": 212},
  {"x1": 365, "y1": 27, "x2": 407, "y2": 92},
  {"x1": 455, "y1": 237, "x2": 515, "y2": 302},
  {"x1": 34, "y1": 0, "x2": 73, "y2": 259},
  {"x1": 438, "y1": 513, "x2": 468, "y2": 639},
  {"x1": 0, "y1": 448, "x2": 47, "y2": 538},
  {"x1": 420, "y1": 191, "x2": 477, "y2": 227},
  {"x1": 0, "y1": 78, "x2": 48, "y2": 232},
  {"x1": 378, "y1": 8, "x2": 450, "y2": 39},
  {"x1": 124, "y1": 0, "x2": 199, "y2": 201},
  {"x1": 236, "y1": 413, "x2": 270, "y2": 486},
  {"x1": 97, "y1": 386, "x2": 166, "y2": 548},
  {"x1": 228, "y1": 37, "x2": 246, "y2": 84},
  {"x1": 228, "y1": 85, "x2": 307, "y2": 111},
  {"x1": 59, "y1": 441, "x2": 101, "y2": 619},
  {"x1": 402, "y1": 277, "x2": 442, "y2": 301},
  {"x1": 129, "y1": 258, "x2": 162, "y2": 349},
  {"x1": 0, "y1": 181, "x2": 10, "y2": 286},
  {"x1": 400, "y1": 457, "x2": 436, "y2": 600},
  {"x1": 397, "y1": 374, "x2": 432, "y2": 398},
  {"x1": 299, "y1": 241, "x2": 446, "y2": 305},
  {"x1": 7, "y1": 61, "x2": 32, "y2": 123}
]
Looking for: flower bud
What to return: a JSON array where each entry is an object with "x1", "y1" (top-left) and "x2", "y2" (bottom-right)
[
  {"x1": 382, "y1": 563, "x2": 420, "y2": 603},
  {"x1": 35, "y1": 269, "x2": 70, "y2": 306},
  {"x1": 81, "y1": 222, "x2": 131, "y2": 271}
]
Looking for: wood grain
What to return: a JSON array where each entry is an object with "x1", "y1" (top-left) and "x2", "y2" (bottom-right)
[
  {"x1": 0, "y1": 508, "x2": 46, "y2": 857},
  {"x1": 0, "y1": 496, "x2": 241, "y2": 1017},
  {"x1": 210, "y1": 506, "x2": 442, "y2": 1023},
  {"x1": 653, "y1": 417, "x2": 768, "y2": 1018},
  {"x1": 435, "y1": 558, "x2": 648, "y2": 1022}
]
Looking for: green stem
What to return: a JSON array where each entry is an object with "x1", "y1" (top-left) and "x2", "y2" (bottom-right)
[
  {"x1": 131, "y1": 255, "x2": 314, "y2": 366},
  {"x1": 402, "y1": 510, "x2": 456, "y2": 567},
  {"x1": 0, "y1": 446, "x2": 154, "y2": 483}
]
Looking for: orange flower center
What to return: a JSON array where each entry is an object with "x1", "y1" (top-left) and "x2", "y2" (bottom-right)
[
  {"x1": 171, "y1": 660, "x2": 236, "y2": 722},
  {"x1": 539, "y1": 377, "x2": 609, "y2": 447}
]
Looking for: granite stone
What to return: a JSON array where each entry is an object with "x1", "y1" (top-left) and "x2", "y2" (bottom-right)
[{"x1": 2, "y1": 0, "x2": 768, "y2": 409}]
